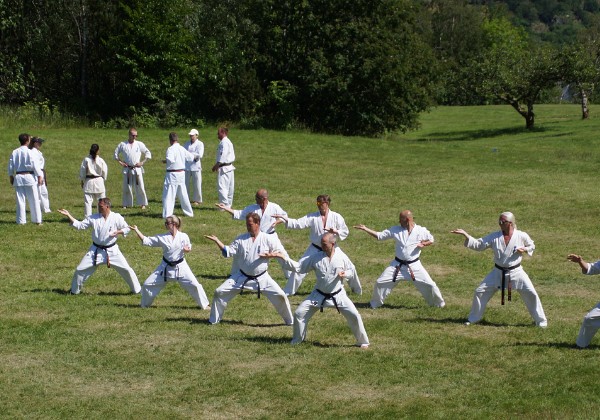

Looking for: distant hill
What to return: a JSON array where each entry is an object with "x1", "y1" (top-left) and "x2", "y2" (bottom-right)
[{"x1": 479, "y1": 0, "x2": 600, "y2": 43}]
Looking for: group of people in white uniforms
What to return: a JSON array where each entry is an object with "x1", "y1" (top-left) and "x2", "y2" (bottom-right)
[
  {"x1": 8, "y1": 133, "x2": 45, "y2": 225},
  {"x1": 161, "y1": 132, "x2": 199, "y2": 218}
]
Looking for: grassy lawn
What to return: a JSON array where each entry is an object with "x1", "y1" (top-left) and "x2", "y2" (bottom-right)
[{"x1": 1, "y1": 104, "x2": 599, "y2": 418}]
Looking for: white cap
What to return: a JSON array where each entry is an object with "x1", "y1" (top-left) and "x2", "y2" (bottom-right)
[{"x1": 188, "y1": 129, "x2": 199, "y2": 136}]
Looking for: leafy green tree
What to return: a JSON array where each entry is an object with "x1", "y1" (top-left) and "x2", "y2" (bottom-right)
[{"x1": 473, "y1": 17, "x2": 566, "y2": 129}]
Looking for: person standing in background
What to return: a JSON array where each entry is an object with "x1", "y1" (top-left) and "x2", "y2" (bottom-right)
[
  {"x1": 80, "y1": 144, "x2": 108, "y2": 217},
  {"x1": 184, "y1": 129, "x2": 204, "y2": 205},
  {"x1": 114, "y1": 127, "x2": 151, "y2": 209},
  {"x1": 29, "y1": 137, "x2": 51, "y2": 213},
  {"x1": 211, "y1": 127, "x2": 235, "y2": 208}
]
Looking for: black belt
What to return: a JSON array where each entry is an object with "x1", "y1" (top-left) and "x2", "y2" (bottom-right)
[
  {"x1": 239, "y1": 269, "x2": 267, "y2": 298},
  {"x1": 16, "y1": 171, "x2": 34, "y2": 175},
  {"x1": 311, "y1": 243, "x2": 323, "y2": 251},
  {"x1": 218, "y1": 162, "x2": 232, "y2": 167},
  {"x1": 162, "y1": 256, "x2": 184, "y2": 281},
  {"x1": 92, "y1": 242, "x2": 116, "y2": 267},
  {"x1": 495, "y1": 263, "x2": 521, "y2": 305},
  {"x1": 393, "y1": 257, "x2": 419, "y2": 282},
  {"x1": 316, "y1": 288, "x2": 343, "y2": 313},
  {"x1": 167, "y1": 169, "x2": 185, "y2": 172},
  {"x1": 126, "y1": 166, "x2": 138, "y2": 185},
  {"x1": 86, "y1": 175, "x2": 102, "y2": 179}
]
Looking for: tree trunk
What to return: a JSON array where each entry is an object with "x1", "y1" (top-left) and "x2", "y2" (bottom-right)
[
  {"x1": 525, "y1": 103, "x2": 535, "y2": 129},
  {"x1": 581, "y1": 88, "x2": 589, "y2": 119}
]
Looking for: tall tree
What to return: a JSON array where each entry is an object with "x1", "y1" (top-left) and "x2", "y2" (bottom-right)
[{"x1": 473, "y1": 17, "x2": 566, "y2": 129}]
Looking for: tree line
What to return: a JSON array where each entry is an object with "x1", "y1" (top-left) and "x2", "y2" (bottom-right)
[{"x1": 1, "y1": 0, "x2": 600, "y2": 136}]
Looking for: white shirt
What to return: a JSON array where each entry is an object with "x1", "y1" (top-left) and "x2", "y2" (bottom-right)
[
  {"x1": 296, "y1": 247, "x2": 361, "y2": 294},
  {"x1": 286, "y1": 210, "x2": 349, "y2": 246},
  {"x1": 114, "y1": 140, "x2": 152, "y2": 168},
  {"x1": 184, "y1": 140, "x2": 204, "y2": 171},
  {"x1": 30, "y1": 148, "x2": 45, "y2": 170},
  {"x1": 8, "y1": 146, "x2": 43, "y2": 187},
  {"x1": 216, "y1": 136, "x2": 235, "y2": 173},
  {"x1": 224, "y1": 232, "x2": 285, "y2": 276},
  {"x1": 80, "y1": 155, "x2": 108, "y2": 193},
  {"x1": 376, "y1": 224, "x2": 434, "y2": 261},
  {"x1": 232, "y1": 202, "x2": 287, "y2": 234},
  {"x1": 465, "y1": 229, "x2": 535, "y2": 267},
  {"x1": 71, "y1": 211, "x2": 130, "y2": 246},
  {"x1": 142, "y1": 230, "x2": 191, "y2": 262}
]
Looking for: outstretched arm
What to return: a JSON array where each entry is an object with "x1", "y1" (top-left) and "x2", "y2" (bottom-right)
[
  {"x1": 353, "y1": 224, "x2": 378, "y2": 238},
  {"x1": 205, "y1": 234, "x2": 225, "y2": 252},
  {"x1": 129, "y1": 225, "x2": 145, "y2": 242},
  {"x1": 567, "y1": 254, "x2": 590, "y2": 274},
  {"x1": 58, "y1": 208, "x2": 78, "y2": 224}
]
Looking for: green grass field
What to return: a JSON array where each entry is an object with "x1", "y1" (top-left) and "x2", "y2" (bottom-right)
[{"x1": 2, "y1": 105, "x2": 600, "y2": 418}]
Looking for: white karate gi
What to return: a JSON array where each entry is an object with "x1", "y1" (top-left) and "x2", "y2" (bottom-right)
[
  {"x1": 69, "y1": 212, "x2": 141, "y2": 294},
  {"x1": 7, "y1": 145, "x2": 43, "y2": 224},
  {"x1": 209, "y1": 232, "x2": 293, "y2": 325},
  {"x1": 282, "y1": 210, "x2": 349, "y2": 295},
  {"x1": 370, "y1": 224, "x2": 445, "y2": 308},
  {"x1": 215, "y1": 136, "x2": 235, "y2": 207},
  {"x1": 231, "y1": 202, "x2": 291, "y2": 280},
  {"x1": 464, "y1": 230, "x2": 547, "y2": 326},
  {"x1": 184, "y1": 139, "x2": 204, "y2": 203},
  {"x1": 79, "y1": 155, "x2": 108, "y2": 217},
  {"x1": 162, "y1": 143, "x2": 195, "y2": 218},
  {"x1": 114, "y1": 140, "x2": 151, "y2": 207},
  {"x1": 30, "y1": 147, "x2": 51, "y2": 213},
  {"x1": 289, "y1": 247, "x2": 369, "y2": 346},
  {"x1": 139, "y1": 231, "x2": 209, "y2": 309},
  {"x1": 576, "y1": 261, "x2": 600, "y2": 347}
]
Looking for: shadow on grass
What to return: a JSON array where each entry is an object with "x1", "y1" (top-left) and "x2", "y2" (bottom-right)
[
  {"x1": 416, "y1": 126, "x2": 548, "y2": 142},
  {"x1": 354, "y1": 302, "x2": 421, "y2": 310},
  {"x1": 412, "y1": 317, "x2": 532, "y2": 327},
  {"x1": 512, "y1": 341, "x2": 597, "y2": 350}
]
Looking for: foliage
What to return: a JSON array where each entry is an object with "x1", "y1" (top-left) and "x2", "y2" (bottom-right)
[{"x1": 471, "y1": 17, "x2": 568, "y2": 128}]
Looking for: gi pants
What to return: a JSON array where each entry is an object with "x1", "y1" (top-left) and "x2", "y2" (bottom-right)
[
  {"x1": 467, "y1": 266, "x2": 547, "y2": 325},
  {"x1": 217, "y1": 170, "x2": 234, "y2": 207},
  {"x1": 185, "y1": 170, "x2": 202, "y2": 203},
  {"x1": 291, "y1": 288, "x2": 369, "y2": 346},
  {"x1": 38, "y1": 183, "x2": 51, "y2": 213},
  {"x1": 70, "y1": 244, "x2": 141, "y2": 294},
  {"x1": 121, "y1": 169, "x2": 148, "y2": 207},
  {"x1": 284, "y1": 243, "x2": 321, "y2": 296},
  {"x1": 370, "y1": 262, "x2": 445, "y2": 308},
  {"x1": 209, "y1": 273, "x2": 292, "y2": 324},
  {"x1": 15, "y1": 184, "x2": 42, "y2": 224},
  {"x1": 576, "y1": 302, "x2": 600, "y2": 348},
  {"x1": 162, "y1": 172, "x2": 193, "y2": 218},
  {"x1": 83, "y1": 191, "x2": 106, "y2": 217},
  {"x1": 141, "y1": 260, "x2": 209, "y2": 309}
]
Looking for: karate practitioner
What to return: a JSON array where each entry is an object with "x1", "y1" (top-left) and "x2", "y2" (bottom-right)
[
  {"x1": 567, "y1": 253, "x2": 600, "y2": 348},
  {"x1": 130, "y1": 215, "x2": 209, "y2": 309},
  {"x1": 286, "y1": 232, "x2": 369, "y2": 348},
  {"x1": 114, "y1": 127, "x2": 151, "y2": 209},
  {"x1": 205, "y1": 212, "x2": 294, "y2": 325},
  {"x1": 184, "y1": 129, "x2": 204, "y2": 205},
  {"x1": 217, "y1": 188, "x2": 291, "y2": 281},
  {"x1": 211, "y1": 127, "x2": 235, "y2": 208},
  {"x1": 354, "y1": 210, "x2": 446, "y2": 309},
  {"x1": 58, "y1": 198, "x2": 141, "y2": 295},
  {"x1": 451, "y1": 211, "x2": 547, "y2": 327},
  {"x1": 8, "y1": 133, "x2": 43, "y2": 225},
  {"x1": 29, "y1": 137, "x2": 51, "y2": 213},
  {"x1": 79, "y1": 143, "x2": 108, "y2": 217},
  {"x1": 161, "y1": 132, "x2": 197, "y2": 218},
  {"x1": 273, "y1": 194, "x2": 349, "y2": 296}
]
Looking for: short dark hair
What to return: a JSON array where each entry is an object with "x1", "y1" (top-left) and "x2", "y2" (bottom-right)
[
  {"x1": 316, "y1": 194, "x2": 331, "y2": 204},
  {"x1": 169, "y1": 132, "x2": 178, "y2": 143},
  {"x1": 18, "y1": 133, "x2": 30, "y2": 145}
]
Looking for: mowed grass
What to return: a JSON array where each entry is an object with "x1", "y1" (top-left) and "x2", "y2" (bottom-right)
[{"x1": 1, "y1": 104, "x2": 600, "y2": 418}]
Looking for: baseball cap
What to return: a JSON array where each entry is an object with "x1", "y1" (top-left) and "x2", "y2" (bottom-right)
[
  {"x1": 32, "y1": 137, "x2": 45, "y2": 144},
  {"x1": 188, "y1": 129, "x2": 199, "y2": 136}
]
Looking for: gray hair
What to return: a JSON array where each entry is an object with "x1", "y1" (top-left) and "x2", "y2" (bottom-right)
[{"x1": 500, "y1": 211, "x2": 516, "y2": 229}]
